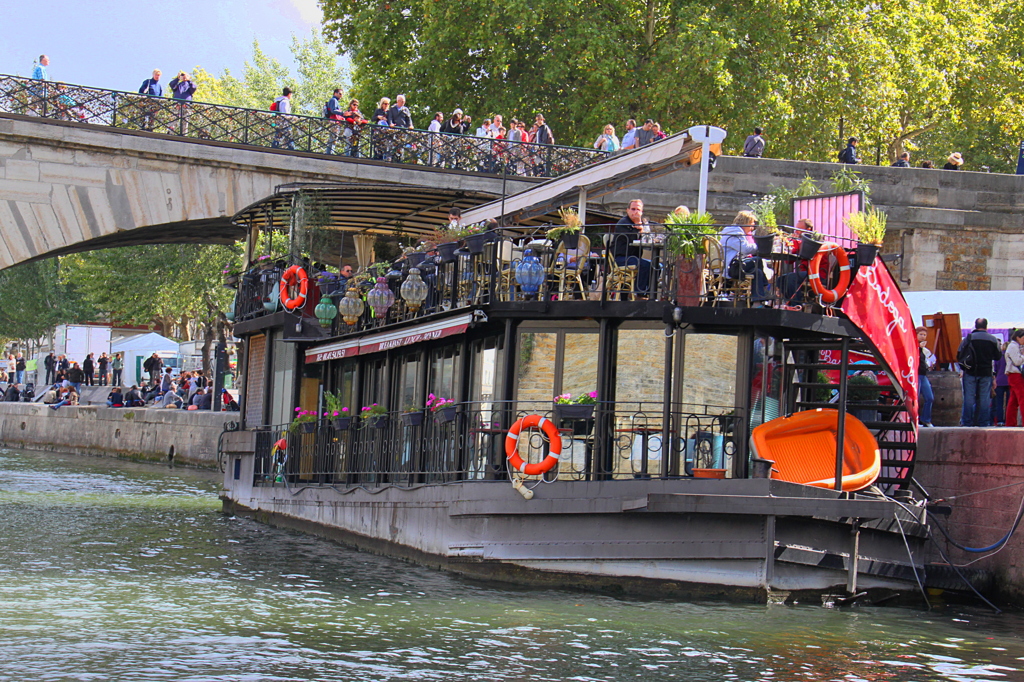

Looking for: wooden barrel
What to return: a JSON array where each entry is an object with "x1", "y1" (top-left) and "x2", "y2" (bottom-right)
[{"x1": 929, "y1": 370, "x2": 962, "y2": 426}]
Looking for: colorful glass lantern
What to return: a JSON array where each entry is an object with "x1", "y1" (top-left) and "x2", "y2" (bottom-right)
[
  {"x1": 367, "y1": 277, "x2": 395, "y2": 318},
  {"x1": 515, "y1": 249, "x2": 545, "y2": 294},
  {"x1": 400, "y1": 268, "x2": 428, "y2": 312},
  {"x1": 338, "y1": 287, "x2": 365, "y2": 325},
  {"x1": 315, "y1": 295, "x2": 338, "y2": 326}
]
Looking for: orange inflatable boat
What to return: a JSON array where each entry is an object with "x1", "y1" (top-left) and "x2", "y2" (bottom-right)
[{"x1": 750, "y1": 409, "x2": 881, "y2": 492}]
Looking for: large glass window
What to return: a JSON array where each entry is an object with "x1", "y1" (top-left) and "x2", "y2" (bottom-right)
[
  {"x1": 516, "y1": 331, "x2": 558, "y2": 406},
  {"x1": 680, "y1": 332, "x2": 737, "y2": 412},
  {"x1": 269, "y1": 330, "x2": 297, "y2": 426},
  {"x1": 615, "y1": 328, "x2": 666, "y2": 408},
  {"x1": 428, "y1": 345, "x2": 461, "y2": 403},
  {"x1": 396, "y1": 352, "x2": 422, "y2": 412}
]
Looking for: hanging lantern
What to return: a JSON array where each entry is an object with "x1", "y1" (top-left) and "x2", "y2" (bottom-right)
[
  {"x1": 515, "y1": 249, "x2": 546, "y2": 295},
  {"x1": 338, "y1": 287, "x2": 365, "y2": 325},
  {"x1": 400, "y1": 268, "x2": 428, "y2": 312},
  {"x1": 315, "y1": 295, "x2": 338, "y2": 326},
  {"x1": 367, "y1": 277, "x2": 395, "y2": 318}
]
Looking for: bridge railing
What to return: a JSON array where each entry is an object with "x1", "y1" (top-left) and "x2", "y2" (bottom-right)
[{"x1": 0, "y1": 74, "x2": 606, "y2": 178}]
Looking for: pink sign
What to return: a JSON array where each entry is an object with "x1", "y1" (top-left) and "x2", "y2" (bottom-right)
[{"x1": 792, "y1": 192, "x2": 864, "y2": 243}]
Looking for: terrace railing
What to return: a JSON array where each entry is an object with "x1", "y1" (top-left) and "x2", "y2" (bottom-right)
[
  {"x1": 0, "y1": 74, "x2": 605, "y2": 178},
  {"x1": 232, "y1": 225, "x2": 870, "y2": 332},
  {"x1": 250, "y1": 400, "x2": 741, "y2": 488}
]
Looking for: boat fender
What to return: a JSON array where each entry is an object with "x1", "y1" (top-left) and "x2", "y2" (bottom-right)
[
  {"x1": 505, "y1": 414, "x2": 561, "y2": 476},
  {"x1": 512, "y1": 477, "x2": 535, "y2": 500},
  {"x1": 807, "y1": 243, "x2": 851, "y2": 304},
  {"x1": 279, "y1": 265, "x2": 310, "y2": 311}
]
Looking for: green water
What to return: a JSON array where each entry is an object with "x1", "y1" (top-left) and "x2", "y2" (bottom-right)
[{"x1": 1, "y1": 448, "x2": 1022, "y2": 681}]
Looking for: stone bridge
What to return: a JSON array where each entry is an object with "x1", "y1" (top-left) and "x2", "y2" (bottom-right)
[
  {"x1": 0, "y1": 113, "x2": 535, "y2": 269},
  {"x1": 2, "y1": 112, "x2": 1023, "y2": 292}
]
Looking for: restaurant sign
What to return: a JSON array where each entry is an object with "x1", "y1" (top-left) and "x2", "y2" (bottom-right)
[{"x1": 305, "y1": 314, "x2": 473, "y2": 363}]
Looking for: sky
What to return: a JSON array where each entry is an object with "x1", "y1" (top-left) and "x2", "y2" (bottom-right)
[{"x1": 1, "y1": 0, "x2": 328, "y2": 92}]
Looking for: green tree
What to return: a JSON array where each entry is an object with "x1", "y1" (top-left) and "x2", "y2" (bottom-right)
[
  {"x1": 0, "y1": 259, "x2": 92, "y2": 345},
  {"x1": 321, "y1": 0, "x2": 1022, "y2": 169}
]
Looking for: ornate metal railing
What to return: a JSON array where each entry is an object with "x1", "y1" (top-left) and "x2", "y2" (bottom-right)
[
  {"x1": 0, "y1": 74, "x2": 606, "y2": 178},
  {"x1": 231, "y1": 224, "x2": 870, "y2": 332},
  {"x1": 251, "y1": 400, "x2": 740, "y2": 488}
]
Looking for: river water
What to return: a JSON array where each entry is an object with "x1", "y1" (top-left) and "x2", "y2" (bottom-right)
[{"x1": 1, "y1": 448, "x2": 1023, "y2": 682}]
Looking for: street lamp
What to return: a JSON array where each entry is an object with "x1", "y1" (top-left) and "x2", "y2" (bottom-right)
[{"x1": 686, "y1": 125, "x2": 727, "y2": 216}]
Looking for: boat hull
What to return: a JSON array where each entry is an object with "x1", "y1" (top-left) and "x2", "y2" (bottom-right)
[{"x1": 222, "y1": 456, "x2": 927, "y2": 603}]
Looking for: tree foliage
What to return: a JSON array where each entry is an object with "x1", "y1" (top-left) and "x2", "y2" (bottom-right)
[
  {"x1": 192, "y1": 31, "x2": 349, "y2": 117},
  {"x1": 0, "y1": 259, "x2": 92, "y2": 342},
  {"x1": 322, "y1": 0, "x2": 1024, "y2": 170}
]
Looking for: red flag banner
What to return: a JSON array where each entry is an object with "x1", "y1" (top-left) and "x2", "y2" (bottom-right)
[{"x1": 841, "y1": 258, "x2": 919, "y2": 424}]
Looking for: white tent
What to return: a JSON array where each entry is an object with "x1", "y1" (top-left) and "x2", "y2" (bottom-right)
[
  {"x1": 904, "y1": 290, "x2": 1024, "y2": 340},
  {"x1": 111, "y1": 332, "x2": 179, "y2": 386}
]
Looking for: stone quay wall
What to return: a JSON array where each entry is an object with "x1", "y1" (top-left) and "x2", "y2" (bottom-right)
[
  {"x1": 914, "y1": 427, "x2": 1024, "y2": 604},
  {"x1": 0, "y1": 402, "x2": 237, "y2": 468}
]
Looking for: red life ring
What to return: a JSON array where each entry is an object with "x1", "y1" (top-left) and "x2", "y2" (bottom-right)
[
  {"x1": 808, "y1": 243, "x2": 851, "y2": 304},
  {"x1": 505, "y1": 414, "x2": 562, "y2": 476},
  {"x1": 279, "y1": 265, "x2": 309, "y2": 311}
]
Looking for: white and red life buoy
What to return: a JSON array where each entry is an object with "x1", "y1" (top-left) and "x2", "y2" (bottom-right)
[{"x1": 505, "y1": 414, "x2": 562, "y2": 476}]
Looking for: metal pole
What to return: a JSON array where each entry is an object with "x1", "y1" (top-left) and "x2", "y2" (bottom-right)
[
  {"x1": 847, "y1": 520, "x2": 861, "y2": 594},
  {"x1": 578, "y1": 187, "x2": 588, "y2": 225},
  {"x1": 697, "y1": 139, "x2": 711, "y2": 216},
  {"x1": 835, "y1": 337, "x2": 850, "y2": 491}
]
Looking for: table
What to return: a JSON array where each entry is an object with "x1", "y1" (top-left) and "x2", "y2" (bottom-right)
[{"x1": 615, "y1": 425, "x2": 663, "y2": 477}]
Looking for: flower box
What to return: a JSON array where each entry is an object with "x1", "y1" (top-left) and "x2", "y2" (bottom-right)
[
  {"x1": 401, "y1": 411, "x2": 424, "y2": 427},
  {"x1": 434, "y1": 405, "x2": 458, "y2": 423},
  {"x1": 555, "y1": 403, "x2": 594, "y2": 420},
  {"x1": 332, "y1": 417, "x2": 352, "y2": 431},
  {"x1": 301, "y1": 421, "x2": 317, "y2": 434}
]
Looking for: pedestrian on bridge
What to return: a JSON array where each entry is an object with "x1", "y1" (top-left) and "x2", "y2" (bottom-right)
[
  {"x1": 271, "y1": 87, "x2": 296, "y2": 151},
  {"x1": 169, "y1": 71, "x2": 196, "y2": 135},
  {"x1": 138, "y1": 69, "x2": 163, "y2": 131},
  {"x1": 325, "y1": 88, "x2": 344, "y2": 155},
  {"x1": 29, "y1": 54, "x2": 51, "y2": 115}
]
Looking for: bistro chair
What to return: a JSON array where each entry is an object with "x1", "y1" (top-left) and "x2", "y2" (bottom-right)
[
  {"x1": 551, "y1": 234, "x2": 592, "y2": 300},
  {"x1": 602, "y1": 234, "x2": 638, "y2": 301},
  {"x1": 702, "y1": 237, "x2": 752, "y2": 306}
]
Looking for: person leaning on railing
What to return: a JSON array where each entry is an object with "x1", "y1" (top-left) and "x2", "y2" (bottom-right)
[{"x1": 342, "y1": 99, "x2": 367, "y2": 157}]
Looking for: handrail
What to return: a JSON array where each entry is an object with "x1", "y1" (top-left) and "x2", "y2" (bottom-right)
[{"x1": 0, "y1": 73, "x2": 606, "y2": 178}]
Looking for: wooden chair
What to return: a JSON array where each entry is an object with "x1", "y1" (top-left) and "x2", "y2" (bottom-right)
[
  {"x1": 702, "y1": 237, "x2": 752, "y2": 306},
  {"x1": 475, "y1": 240, "x2": 517, "y2": 302},
  {"x1": 551, "y1": 235, "x2": 591, "y2": 300},
  {"x1": 602, "y1": 234, "x2": 638, "y2": 301}
]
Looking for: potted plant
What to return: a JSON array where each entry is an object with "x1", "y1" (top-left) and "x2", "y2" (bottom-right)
[
  {"x1": 429, "y1": 226, "x2": 461, "y2": 263},
  {"x1": 401, "y1": 403, "x2": 424, "y2": 426},
  {"x1": 324, "y1": 391, "x2": 351, "y2": 430},
  {"x1": 751, "y1": 208, "x2": 782, "y2": 258},
  {"x1": 844, "y1": 207, "x2": 887, "y2": 268},
  {"x1": 664, "y1": 210, "x2": 716, "y2": 258},
  {"x1": 426, "y1": 393, "x2": 457, "y2": 422},
  {"x1": 547, "y1": 208, "x2": 584, "y2": 249},
  {"x1": 289, "y1": 407, "x2": 319, "y2": 434},
  {"x1": 255, "y1": 254, "x2": 275, "y2": 270},
  {"x1": 360, "y1": 403, "x2": 388, "y2": 428},
  {"x1": 553, "y1": 391, "x2": 598, "y2": 420}
]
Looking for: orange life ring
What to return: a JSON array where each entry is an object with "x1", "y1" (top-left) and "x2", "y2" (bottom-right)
[
  {"x1": 279, "y1": 265, "x2": 309, "y2": 311},
  {"x1": 505, "y1": 414, "x2": 562, "y2": 476},
  {"x1": 808, "y1": 243, "x2": 851, "y2": 304}
]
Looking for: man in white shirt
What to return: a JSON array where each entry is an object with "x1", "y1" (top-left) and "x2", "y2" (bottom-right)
[
  {"x1": 620, "y1": 119, "x2": 638, "y2": 149},
  {"x1": 271, "y1": 87, "x2": 295, "y2": 150},
  {"x1": 427, "y1": 112, "x2": 443, "y2": 165}
]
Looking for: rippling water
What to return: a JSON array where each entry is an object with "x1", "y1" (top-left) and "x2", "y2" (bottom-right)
[{"x1": 1, "y1": 448, "x2": 1023, "y2": 681}]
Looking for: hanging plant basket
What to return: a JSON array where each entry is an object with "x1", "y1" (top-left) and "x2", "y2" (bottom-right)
[
  {"x1": 401, "y1": 411, "x2": 424, "y2": 427},
  {"x1": 464, "y1": 233, "x2": 488, "y2": 255},
  {"x1": 434, "y1": 405, "x2": 458, "y2": 423},
  {"x1": 222, "y1": 274, "x2": 239, "y2": 288},
  {"x1": 370, "y1": 416, "x2": 389, "y2": 429},
  {"x1": 406, "y1": 252, "x2": 427, "y2": 268},
  {"x1": 436, "y1": 241, "x2": 459, "y2": 263},
  {"x1": 855, "y1": 242, "x2": 879, "y2": 269},
  {"x1": 332, "y1": 417, "x2": 352, "y2": 431},
  {"x1": 798, "y1": 234, "x2": 823, "y2": 260},
  {"x1": 559, "y1": 232, "x2": 581, "y2": 250},
  {"x1": 555, "y1": 403, "x2": 595, "y2": 421},
  {"x1": 301, "y1": 421, "x2": 317, "y2": 434}
]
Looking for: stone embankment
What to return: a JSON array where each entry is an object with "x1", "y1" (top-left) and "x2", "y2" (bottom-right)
[{"x1": 0, "y1": 402, "x2": 236, "y2": 468}]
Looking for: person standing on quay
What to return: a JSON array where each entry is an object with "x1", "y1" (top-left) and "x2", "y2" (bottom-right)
[
  {"x1": 743, "y1": 127, "x2": 765, "y2": 158},
  {"x1": 1004, "y1": 329, "x2": 1024, "y2": 427},
  {"x1": 839, "y1": 137, "x2": 860, "y2": 164},
  {"x1": 82, "y1": 353, "x2": 95, "y2": 386},
  {"x1": 15, "y1": 353, "x2": 25, "y2": 385},
  {"x1": 916, "y1": 326, "x2": 935, "y2": 427},
  {"x1": 958, "y1": 318, "x2": 1002, "y2": 427},
  {"x1": 111, "y1": 353, "x2": 123, "y2": 386},
  {"x1": 97, "y1": 352, "x2": 109, "y2": 386},
  {"x1": 44, "y1": 351, "x2": 55, "y2": 385}
]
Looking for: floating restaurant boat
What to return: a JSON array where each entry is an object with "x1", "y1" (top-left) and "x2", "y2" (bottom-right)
[{"x1": 219, "y1": 138, "x2": 928, "y2": 603}]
